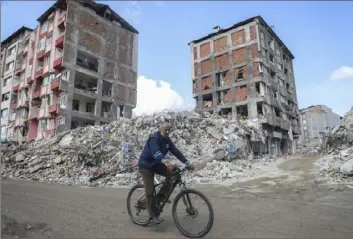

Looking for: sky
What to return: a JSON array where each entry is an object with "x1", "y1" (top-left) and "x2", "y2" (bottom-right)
[{"x1": 1, "y1": 1, "x2": 353, "y2": 116}]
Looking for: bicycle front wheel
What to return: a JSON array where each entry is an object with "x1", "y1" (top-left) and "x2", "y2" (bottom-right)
[{"x1": 172, "y1": 189, "x2": 214, "y2": 238}]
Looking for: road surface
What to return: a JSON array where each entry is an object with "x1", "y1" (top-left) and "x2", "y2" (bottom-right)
[{"x1": 2, "y1": 156, "x2": 353, "y2": 238}]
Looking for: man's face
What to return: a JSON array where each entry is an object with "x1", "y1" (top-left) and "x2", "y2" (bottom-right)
[{"x1": 160, "y1": 123, "x2": 171, "y2": 138}]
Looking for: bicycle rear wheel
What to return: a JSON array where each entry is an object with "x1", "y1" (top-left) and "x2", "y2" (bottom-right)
[
  {"x1": 172, "y1": 189, "x2": 214, "y2": 238},
  {"x1": 126, "y1": 184, "x2": 150, "y2": 226}
]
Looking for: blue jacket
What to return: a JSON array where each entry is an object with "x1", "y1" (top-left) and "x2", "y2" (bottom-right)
[{"x1": 139, "y1": 131, "x2": 189, "y2": 168}]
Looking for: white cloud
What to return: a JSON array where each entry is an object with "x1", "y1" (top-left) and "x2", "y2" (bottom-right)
[
  {"x1": 124, "y1": 1, "x2": 142, "y2": 25},
  {"x1": 133, "y1": 76, "x2": 187, "y2": 116},
  {"x1": 330, "y1": 66, "x2": 353, "y2": 81},
  {"x1": 155, "y1": 1, "x2": 165, "y2": 7}
]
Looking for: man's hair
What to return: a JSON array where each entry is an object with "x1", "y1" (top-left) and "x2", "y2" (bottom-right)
[{"x1": 159, "y1": 120, "x2": 170, "y2": 128}]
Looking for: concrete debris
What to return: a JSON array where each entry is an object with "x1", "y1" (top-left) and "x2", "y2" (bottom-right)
[
  {"x1": 1, "y1": 111, "x2": 273, "y2": 187},
  {"x1": 317, "y1": 106, "x2": 353, "y2": 186},
  {"x1": 326, "y1": 106, "x2": 353, "y2": 152}
]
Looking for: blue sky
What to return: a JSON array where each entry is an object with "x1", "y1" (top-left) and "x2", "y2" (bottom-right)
[{"x1": 2, "y1": 1, "x2": 353, "y2": 116}]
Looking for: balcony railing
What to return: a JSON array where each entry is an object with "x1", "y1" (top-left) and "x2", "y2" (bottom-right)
[
  {"x1": 35, "y1": 67, "x2": 44, "y2": 79},
  {"x1": 49, "y1": 104, "x2": 57, "y2": 114},
  {"x1": 13, "y1": 84, "x2": 20, "y2": 92},
  {"x1": 53, "y1": 57, "x2": 63, "y2": 70},
  {"x1": 58, "y1": 13, "x2": 66, "y2": 28},
  {"x1": 55, "y1": 35, "x2": 64, "y2": 49},
  {"x1": 32, "y1": 88, "x2": 41, "y2": 98}
]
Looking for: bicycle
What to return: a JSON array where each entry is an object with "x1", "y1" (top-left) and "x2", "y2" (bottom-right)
[{"x1": 126, "y1": 166, "x2": 214, "y2": 238}]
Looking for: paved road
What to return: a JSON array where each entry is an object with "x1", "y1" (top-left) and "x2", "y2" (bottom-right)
[{"x1": 2, "y1": 156, "x2": 353, "y2": 238}]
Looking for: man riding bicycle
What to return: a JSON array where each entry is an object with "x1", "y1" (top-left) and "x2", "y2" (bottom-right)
[{"x1": 138, "y1": 120, "x2": 194, "y2": 225}]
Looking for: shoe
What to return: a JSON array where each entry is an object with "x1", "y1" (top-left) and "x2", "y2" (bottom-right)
[{"x1": 149, "y1": 216, "x2": 164, "y2": 225}]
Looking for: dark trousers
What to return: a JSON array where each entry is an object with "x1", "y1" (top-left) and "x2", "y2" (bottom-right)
[{"x1": 139, "y1": 163, "x2": 174, "y2": 218}]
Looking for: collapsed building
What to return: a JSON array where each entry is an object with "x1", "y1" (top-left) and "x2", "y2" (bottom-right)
[
  {"x1": 317, "y1": 107, "x2": 353, "y2": 186},
  {"x1": 189, "y1": 16, "x2": 301, "y2": 156},
  {"x1": 0, "y1": 0, "x2": 138, "y2": 144}
]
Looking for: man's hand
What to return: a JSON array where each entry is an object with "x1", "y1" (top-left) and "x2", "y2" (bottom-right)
[
  {"x1": 186, "y1": 163, "x2": 195, "y2": 171},
  {"x1": 164, "y1": 161, "x2": 174, "y2": 172}
]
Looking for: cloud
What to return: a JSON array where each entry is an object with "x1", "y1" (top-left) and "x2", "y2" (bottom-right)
[
  {"x1": 124, "y1": 1, "x2": 142, "y2": 25},
  {"x1": 330, "y1": 66, "x2": 353, "y2": 81},
  {"x1": 133, "y1": 76, "x2": 187, "y2": 116},
  {"x1": 155, "y1": 1, "x2": 165, "y2": 7}
]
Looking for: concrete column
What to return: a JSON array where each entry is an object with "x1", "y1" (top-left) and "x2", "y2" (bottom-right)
[{"x1": 95, "y1": 99, "x2": 102, "y2": 119}]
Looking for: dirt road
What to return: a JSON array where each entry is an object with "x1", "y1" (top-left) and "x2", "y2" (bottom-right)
[{"x1": 2, "y1": 155, "x2": 353, "y2": 238}]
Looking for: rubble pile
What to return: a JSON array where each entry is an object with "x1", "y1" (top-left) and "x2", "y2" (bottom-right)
[
  {"x1": 317, "y1": 107, "x2": 353, "y2": 185},
  {"x1": 326, "y1": 106, "x2": 353, "y2": 151},
  {"x1": 1, "y1": 111, "x2": 269, "y2": 187}
]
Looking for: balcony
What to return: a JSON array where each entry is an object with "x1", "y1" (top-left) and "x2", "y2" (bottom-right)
[
  {"x1": 29, "y1": 58, "x2": 33, "y2": 65},
  {"x1": 55, "y1": 35, "x2": 64, "y2": 49},
  {"x1": 53, "y1": 57, "x2": 63, "y2": 70},
  {"x1": 13, "y1": 84, "x2": 20, "y2": 92},
  {"x1": 37, "y1": 50, "x2": 45, "y2": 60},
  {"x1": 32, "y1": 88, "x2": 41, "y2": 99},
  {"x1": 35, "y1": 68, "x2": 44, "y2": 79},
  {"x1": 58, "y1": 13, "x2": 66, "y2": 29},
  {"x1": 27, "y1": 77, "x2": 34, "y2": 84},
  {"x1": 49, "y1": 104, "x2": 57, "y2": 114},
  {"x1": 11, "y1": 102, "x2": 17, "y2": 109},
  {"x1": 43, "y1": 64, "x2": 49, "y2": 75},
  {"x1": 29, "y1": 107, "x2": 39, "y2": 119},
  {"x1": 18, "y1": 46, "x2": 28, "y2": 57},
  {"x1": 51, "y1": 79, "x2": 60, "y2": 91}
]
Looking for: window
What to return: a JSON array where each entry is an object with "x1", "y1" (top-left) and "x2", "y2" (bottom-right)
[
  {"x1": 269, "y1": 54, "x2": 274, "y2": 64},
  {"x1": 27, "y1": 64, "x2": 33, "y2": 77},
  {"x1": 272, "y1": 90, "x2": 278, "y2": 99},
  {"x1": 40, "y1": 22, "x2": 48, "y2": 34},
  {"x1": 86, "y1": 102, "x2": 95, "y2": 113},
  {"x1": 44, "y1": 53, "x2": 50, "y2": 66},
  {"x1": 46, "y1": 35, "x2": 52, "y2": 48},
  {"x1": 3, "y1": 76, "x2": 11, "y2": 86},
  {"x1": 39, "y1": 119, "x2": 47, "y2": 130},
  {"x1": 268, "y1": 38, "x2": 275, "y2": 50},
  {"x1": 38, "y1": 38, "x2": 46, "y2": 52},
  {"x1": 1, "y1": 109, "x2": 8, "y2": 118},
  {"x1": 7, "y1": 46, "x2": 16, "y2": 56},
  {"x1": 1, "y1": 126, "x2": 6, "y2": 135},
  {"x1": 43, "y1": 76, "x2": 50, "y2": 86},
  {"x1": 56, "y1": 117, "x2": 65, "y2": 127},
  {"x1": 5, "y1": 61, "x2": 14, "y2": 71},
  {"x1": 2, "y1": 92, "x2": 10, "y2": 101}
]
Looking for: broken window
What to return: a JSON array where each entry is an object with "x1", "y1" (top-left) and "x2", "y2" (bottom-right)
[
  {"x1": 1, "y1": 109, "x2": 8, "y2": 118},
  {"x1": 86, "y1": 102, "x2": 95, "y2": 113},
  {"x1": 219, "y1": 108, "x2": 232, "y2": 118},
  {"x1": 72, "y1": 100, "x2": 79, "y2": 111},
  {"x1": 235, "y1": 85, "x2": 247, "y2": 102},
  {"x1": 269, "y1": 54, "x2": 274, "y2": 64},
  {"x1": 101, "y1": 101, "x2": 112, "y2": 117},
  {"x1": 2, "y1": 92, "x2": 10, "y2": 101},
  {"x1": 236, "y1": 104, "x2": 248, "y2": 120},
  {"x1": 74, "y1": 72, "x2": 98, "y2": 93},
  {"x1": 273, "y1": 90, "x2": 278, "y2": 99},
  {"x1": 119, "y1": 105, "x2": 124, "y2": 118},
  {"x1": 257, "y1": 102, "x2": 264, "y2": 118},
  {"x1": 76, "y1": 51, "x2": 99, "y2": 72},
  {"x1": 235, "y1": 68, "x2": 245, "y2": 82},
  {"x1": 286, "y1": 83, "x2": 290, "y2": 90},
  {"x1": 284, "y1": 68, "x2": 288, "y2": 75},
  {"x1": 270, "y1": 70, "x2": 276, "y2": 80},
  {"x1": 268, "y1": 38, "x2": 275, "y2": 50},
  {"x1": 3, "y1": 76, "x2": 11, "y2": 86},
  {"x1": 216, "y1": 71, "x2": 228, "y2": 87},
  {"x1": 202, "y1": 94, "x2": 213, "y2": 108},
  {"x1": 5, "y1": 61, "x2": 14, "y2": 71},
  {"x1": 274, "y1": 108, "x2": 280, "y2": 117},
  {"x1": 55, "y1": 116, "x2": 65, "y2": 127},
  {"x1": 192, "y1": 80, "x2": 198, "y2": 93},
  {"x1": 255, "y1": 82, "x2": 265, "y2": 97},
  {"x1": 102, "y1": 80, "x2": 113, "y2": 96}
]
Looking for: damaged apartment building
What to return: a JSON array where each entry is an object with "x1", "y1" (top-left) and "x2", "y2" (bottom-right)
[
  {"x1": 0, "y1": 0, "x2": 138, "y2": 143},
  {"x1": 189, "y1": 16, "x2": 301, "y2": 156}
]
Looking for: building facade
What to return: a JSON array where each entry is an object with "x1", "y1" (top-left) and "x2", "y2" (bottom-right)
[
  {"x1": 0, "y1": 0, "x2": 138, "y2": 143},
  {"x1": 1, "y1": 27, "x2": 33, "y2": 142},
  {"x1": 189, "y1": 16, "x2": 301, "y2": 155},
  {"x1": 299, "y1": 105, "x2": 342, "y2": 145}
]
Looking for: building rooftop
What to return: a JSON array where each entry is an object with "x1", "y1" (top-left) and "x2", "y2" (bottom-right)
[
  {"x1": 37, "y1": 0, "x2": 139, "y2": 34},
  {"x1": 1, "y1": 26, "x2": 33, "y2": 47},
  {"x1": 188, "y1": 15, "x2": 294, "y2": 59}
]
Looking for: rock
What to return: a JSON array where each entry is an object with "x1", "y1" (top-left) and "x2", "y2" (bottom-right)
[
  {"x1": 54, "y1": 156, "x2": 64, "y2": 165},
  {"x1": 15, "y1": 153, "x2": 25, "y2": 163},
  {"x1": 340, "y1": 158, "x2": 353, "y2": 176},
  {"x1": 29, "y1": 165, "x2": 44, "y2": 174},
  {"x1": 59, "y1": 134, "x2": 72, "y2": 146}
]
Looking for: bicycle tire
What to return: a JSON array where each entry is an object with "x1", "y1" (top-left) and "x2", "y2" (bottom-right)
[
  {"x1": 126, "y1": 184, "x2": 150, "y2": 227},
  {"x1": 172, "y1": 189, "x2": 214, "y2": 238}
]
